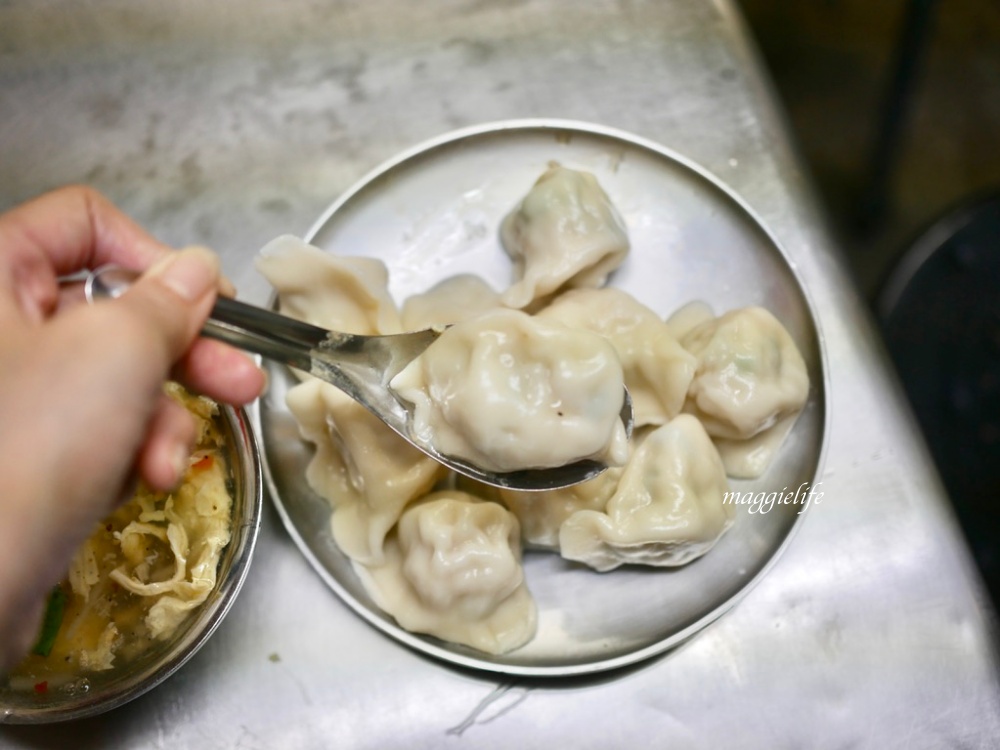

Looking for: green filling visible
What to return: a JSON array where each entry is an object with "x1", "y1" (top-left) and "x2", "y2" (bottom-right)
[{"x1": 31, "y1": 587, "x2": 67, "y2": 657}]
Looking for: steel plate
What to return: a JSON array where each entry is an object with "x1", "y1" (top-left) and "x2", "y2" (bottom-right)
[{"x1": 255, "y1": 119, "x2": 827, "y2": 676}]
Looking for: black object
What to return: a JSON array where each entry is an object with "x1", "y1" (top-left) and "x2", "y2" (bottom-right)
[
  {"x1": 879, "y1": 193, "x2": 1000, "y2": 605},
  {"x1": 856, "y1": 0, "x2": 939, "y2": 234}
]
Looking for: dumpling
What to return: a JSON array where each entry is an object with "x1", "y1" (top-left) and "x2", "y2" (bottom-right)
[
  {"x1": 559, "y1": 415, "x2": 733, "y2": 572},
  {"x1": 498, "y1": 467, "x2": 624, "y2": 550},
  {"x1": 711, "y1": 413, "x2": 802, "y2": 480},
  {"x1": 499, "y1": 165, "x2": 629, "y2": 310},
  {"x1": 679, "y1": 306, "x2": 810, "y2": 478},
  {"x1": 665, "y1": 300, "x2": 715, "y2": 340},
  {"x1": 285, "y1": 378, "x2": 445, "y2": 565},
  {"x1": 389, "y1": 308, "x2": 630, "y2": 473},
  {"x1": 537, "y1": 287, "x2": 697, "y2": 427},
  {"x1": 256, "y1": 234, "x2": 402, "y2": 336},
  {"x1": 354, "y1": 492, "x2": 537, "y2": 654},
  {"x1": 680, "y1": 306, "x2": 809, "y2": 440},
  {"x1": 401, "y1": 274, "x2": 503, "y2": 331}
]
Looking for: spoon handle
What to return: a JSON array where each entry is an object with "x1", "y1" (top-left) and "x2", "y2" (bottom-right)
[
  {"x1": 85, "y1": 264, "x2": 327, "y2": 372},
  {"x1": 204, "y1": 297, "x2": 324, "y2": 371},
  {"x1": 83, "y1": 264, "x2": 629, "y2": 491}
]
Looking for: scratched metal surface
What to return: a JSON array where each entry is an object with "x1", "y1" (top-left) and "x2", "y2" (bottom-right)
[{"x1": 1, "y1": 1, "x2": 999, "y2": 748}]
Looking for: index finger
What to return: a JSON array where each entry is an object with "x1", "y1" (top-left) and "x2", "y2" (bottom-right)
[{"x1": 0, "y1": 185, "x2": 171, "y2": 323}]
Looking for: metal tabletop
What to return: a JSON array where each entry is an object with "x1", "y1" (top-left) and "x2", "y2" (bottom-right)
[{"x1": 2, "y1": 1, "x2": 998, "y2": 747}]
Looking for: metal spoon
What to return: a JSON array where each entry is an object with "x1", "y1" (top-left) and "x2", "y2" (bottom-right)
[{"x1": 85, "y1": 264, "x2": 633, "y2": 491}]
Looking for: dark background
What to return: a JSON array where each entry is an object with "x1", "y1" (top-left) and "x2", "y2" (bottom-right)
[
  {"x1": 741, "y1": 0, "x2": 1000, "y2": 293},
  {"x1": 740, "y1": 0, "x2": 1000, "y2": 604}
]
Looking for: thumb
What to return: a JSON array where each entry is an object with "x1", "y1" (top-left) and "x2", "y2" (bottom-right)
[{"x1": 116, "y1": 246, "x2": 221, "y2": 366}]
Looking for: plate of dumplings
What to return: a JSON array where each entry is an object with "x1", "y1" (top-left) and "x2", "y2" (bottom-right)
[{"x1": 253, "y1": 119, "x2": 827, "y2": 676}]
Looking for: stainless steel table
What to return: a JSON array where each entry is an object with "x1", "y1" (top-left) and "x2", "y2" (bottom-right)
[{"x1": 2, "y1": 1, "x2": 998, "y2": 747}]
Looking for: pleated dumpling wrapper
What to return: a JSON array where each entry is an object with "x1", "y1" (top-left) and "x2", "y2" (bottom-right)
[
  {"x1": 354, "y1": 492, "x2": 537, "y2": 655},
  {"x1": 285, "y1": 378, "x2": 446, "y2": 566},
  {"x1": 538, "y1": 287, "x2": 696, "y2": 428},
  {"x1": 255, "y1": 234, "x2": 402, "y2": 336},
  {"x1": 679, "y1": 306, "x2": 810, "y2": 479},
  {"x1": 400, "y1": 274, "x2": 503, "y2": 331},
  {"x1": 499, "y1": 165, "x2": 629, "y2": 310},
  {"x1": 390, "y1": 308, "x2": 630, "y2": 474},
  {"x1": 498, "y1": 467, "x2": 624, "y2": 550},
  {"x1": 559, "y1": 415, "x2": 734, "y2": 572}
]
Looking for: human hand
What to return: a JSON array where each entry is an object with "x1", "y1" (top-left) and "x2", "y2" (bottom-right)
[{"x1": 0, "y1": 186, "x2": 265, "y2": 670}]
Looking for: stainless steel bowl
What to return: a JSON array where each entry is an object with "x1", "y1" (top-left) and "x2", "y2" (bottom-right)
[{"x1": 0, "y1": 403, "x2": 262, "y2": 724}]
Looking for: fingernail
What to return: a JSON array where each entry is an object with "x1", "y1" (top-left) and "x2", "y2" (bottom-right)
[{"x1": 148, "y1": 246, "x2": 220, "y2": 302}]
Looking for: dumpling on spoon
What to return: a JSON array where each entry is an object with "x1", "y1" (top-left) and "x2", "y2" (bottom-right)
[
  {"x1": 389, "y1": 308, "x2": 630, "y2": 474},
  {"x1": 499, "y1": 165, "x2": 629, "y2": 310}
]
